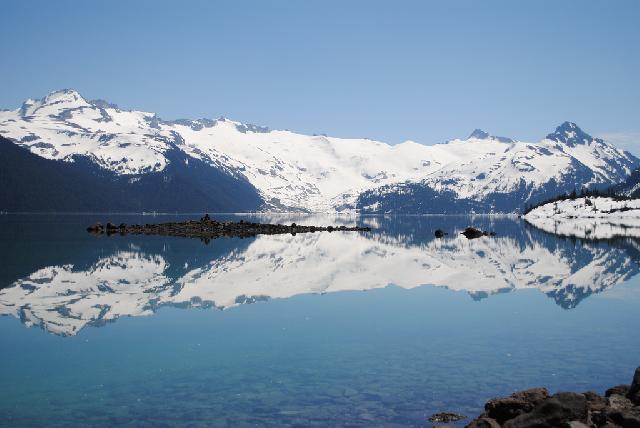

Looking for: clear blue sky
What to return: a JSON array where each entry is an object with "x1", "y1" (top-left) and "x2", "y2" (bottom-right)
[{"x1": 2, "y1": 0, "x2": 639, "y2": 149}]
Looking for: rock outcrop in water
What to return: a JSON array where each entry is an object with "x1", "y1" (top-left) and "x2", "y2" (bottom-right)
[
  {"x1": 466, "y1": 367, "x2": 640, "y2": 427},
  {"x1": 87, "y1": 215, "x2": 371, "y2": 240},
  {"x1": 461, "y1": 227, "x2": 496, "y2": 239}
]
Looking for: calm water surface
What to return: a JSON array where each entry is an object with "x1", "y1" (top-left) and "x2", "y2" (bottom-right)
[{"x1": 0, "y1": 214, "x2": 639, "y2": 427}]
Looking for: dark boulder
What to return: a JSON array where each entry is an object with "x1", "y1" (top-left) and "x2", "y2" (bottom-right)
[
  {"x1": 466, "y1": 416, "x2": 501, "y2": 428},
  {"x1": 86, "y1": 222, "x2": 103, "y2": 233},
  {"x1": 627, "y1": 367, "x2": 640, "y2": 405},
  {"x1": 606, "y1": 394, "x2": 640, "y2": 427},
  {"x1": 462, "y1": 227, "x2": 484, "y2": 239},
  {"x1": 467, "y1": 367, "x2": 640, "y2": 428},
  {"x1": 606, "y1": 385, "x2": 630, "y2": 397},
  {"x1": 583, "y1": 390, "x2": 608, "y2": 412},
  {"x1": 503, "y1": 392, "x2": 588, "y2": 428},
  {"x1": 434, "y1": 229, "x2": 446, "y2": 238},
  {"x1": 484, "y1": 388, "x2": 549, "y2": 424}
]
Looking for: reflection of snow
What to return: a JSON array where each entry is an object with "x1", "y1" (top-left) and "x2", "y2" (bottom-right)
[
  {"x1": 0, "y1": 231, "x2": 637, "y2": 336},
  {"x1": 0, "y1": 252, "x2": 169, "y2": 336}
]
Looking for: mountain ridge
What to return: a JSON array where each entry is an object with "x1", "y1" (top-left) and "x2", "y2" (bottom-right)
[{"x1": 1, "y1": 89, "x2": 638, "y2": 213}]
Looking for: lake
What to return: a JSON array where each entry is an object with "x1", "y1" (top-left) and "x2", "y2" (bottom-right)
[{"x1": 1, "y1": 214, "x2": 639, "y2": 427}]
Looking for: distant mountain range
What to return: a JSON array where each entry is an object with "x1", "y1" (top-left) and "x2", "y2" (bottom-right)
[
  {"x1": 2, "y1": 219, "x2": 637, "y2": 336},
  {"x1": 1, "y1": 89, "x2": 638, "y2": 213}
]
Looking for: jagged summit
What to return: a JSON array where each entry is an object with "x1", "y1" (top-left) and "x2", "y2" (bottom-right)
[
  {"x1": 469, "y1": 129, "x2": 490, "y2": 139},
  {"x1": 89, "y1": 98, "x2": 119, "y2": 109},
  {"x1": 546, "y1": 121, "x2": 598, "y2": 147},
  {"x1": 467, "y1": 128, "x2": 513, "y2": 144}
]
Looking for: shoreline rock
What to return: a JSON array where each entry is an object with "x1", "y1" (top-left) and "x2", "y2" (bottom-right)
[
  {"x1": 87, "y1": 215, "x2": 372, "y2": 241},
  {"x1": 465, "y1": 367, "x2": 640, "y2": 427}
]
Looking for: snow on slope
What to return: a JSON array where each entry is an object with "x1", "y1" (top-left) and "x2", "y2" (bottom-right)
[
  {"x1": 0, "y1": 90, "x2": 442, "y2": 210},
  {"x1": 1, "y1": 230, "x2": 635, "y2": 335},
  {"x1": 1, "y1": 89, "x2": 637, "y2": 211},
  {"x1": 0, "y1": 90, "x2": 171, "y2": 174},
  {"x1": 525, "y1": 197, "x2": 640, "y2": 239},
  {"x1": 373, "y1": 125, "x2": 638, "y2": 206}
]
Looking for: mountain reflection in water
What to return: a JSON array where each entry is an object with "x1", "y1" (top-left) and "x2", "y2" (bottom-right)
[{"x1": 1, "y1": 215, "x2": 639, "y2": 336}]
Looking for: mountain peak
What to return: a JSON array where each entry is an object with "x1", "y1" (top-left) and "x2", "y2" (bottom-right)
[
  {"x1": 467, "y1": 129, "x2": 513, "y2": 144},
  {"x1": 42, "y1": 89, "x2": 86, "y2": 105},
  {"x1": 546, "y1": 122, "x2": 595, "y2": 146},
  {"x1": 469, "y1": 129, "x2": 490, "y2": 139}
]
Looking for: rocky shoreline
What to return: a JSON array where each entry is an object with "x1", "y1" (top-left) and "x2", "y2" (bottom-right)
[
  {"x1": 87, "y1": 214, "x2": 372, "y2": 241},
  {"x1": 459, "y1": 367, "x2": 640, "y2": 427}
]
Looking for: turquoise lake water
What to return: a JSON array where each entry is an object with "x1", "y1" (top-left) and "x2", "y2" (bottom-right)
[{"x1": 1, "y1": 214, "x2": 639, "y2": 427}]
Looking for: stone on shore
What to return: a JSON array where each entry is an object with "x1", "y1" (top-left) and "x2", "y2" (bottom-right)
[
  {"x1": 465, "y1": 367, "x2": 640, "y2": 428},
  {"x1": 605, "y1": 385, "x2": 630, "y2": 398},
  {"x1": 484, "y1": 388, "x2": 549, "y2": 423},
  {"x1": 502, "y1": 392, "x2": 588, "y2": 428}
]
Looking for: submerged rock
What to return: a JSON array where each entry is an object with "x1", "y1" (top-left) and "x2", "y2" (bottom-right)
[{"x1": 88, "y1": 216, "x2": 372, "y2": 240}]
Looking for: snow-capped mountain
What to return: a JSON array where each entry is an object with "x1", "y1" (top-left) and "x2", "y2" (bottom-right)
[
  {"x1": 1, "y1": 223, "x2": 637, "y2": 336},
  {"x1": 1, "y1": 89, "x2": 637, "y2": 212},
  {"x1": 357, "y1": 123, "x2": 639, "y2": 213}
]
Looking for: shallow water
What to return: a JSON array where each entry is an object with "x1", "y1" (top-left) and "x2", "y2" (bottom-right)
[{"x1": 1, "y1": 214, "x2": 639, "y2": 427}]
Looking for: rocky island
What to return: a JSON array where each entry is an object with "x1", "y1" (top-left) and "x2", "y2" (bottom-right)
[{"x1": 87, "y1": 214, "x2": 372, "y2": 241}]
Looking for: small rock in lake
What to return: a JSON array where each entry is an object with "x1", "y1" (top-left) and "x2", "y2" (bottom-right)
[
  {"x1": 461, "y1": 227, "x2": 484, "y2": 239},
  {"x1": 461, "y1": 227, "x2": 496, "y2": 239},
  {"x1": 86, "y1": 223, "x2": 104, "y2": 233},
  {"x1": 434, "y1": 229, "x2": 447, "y2": 238}
]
